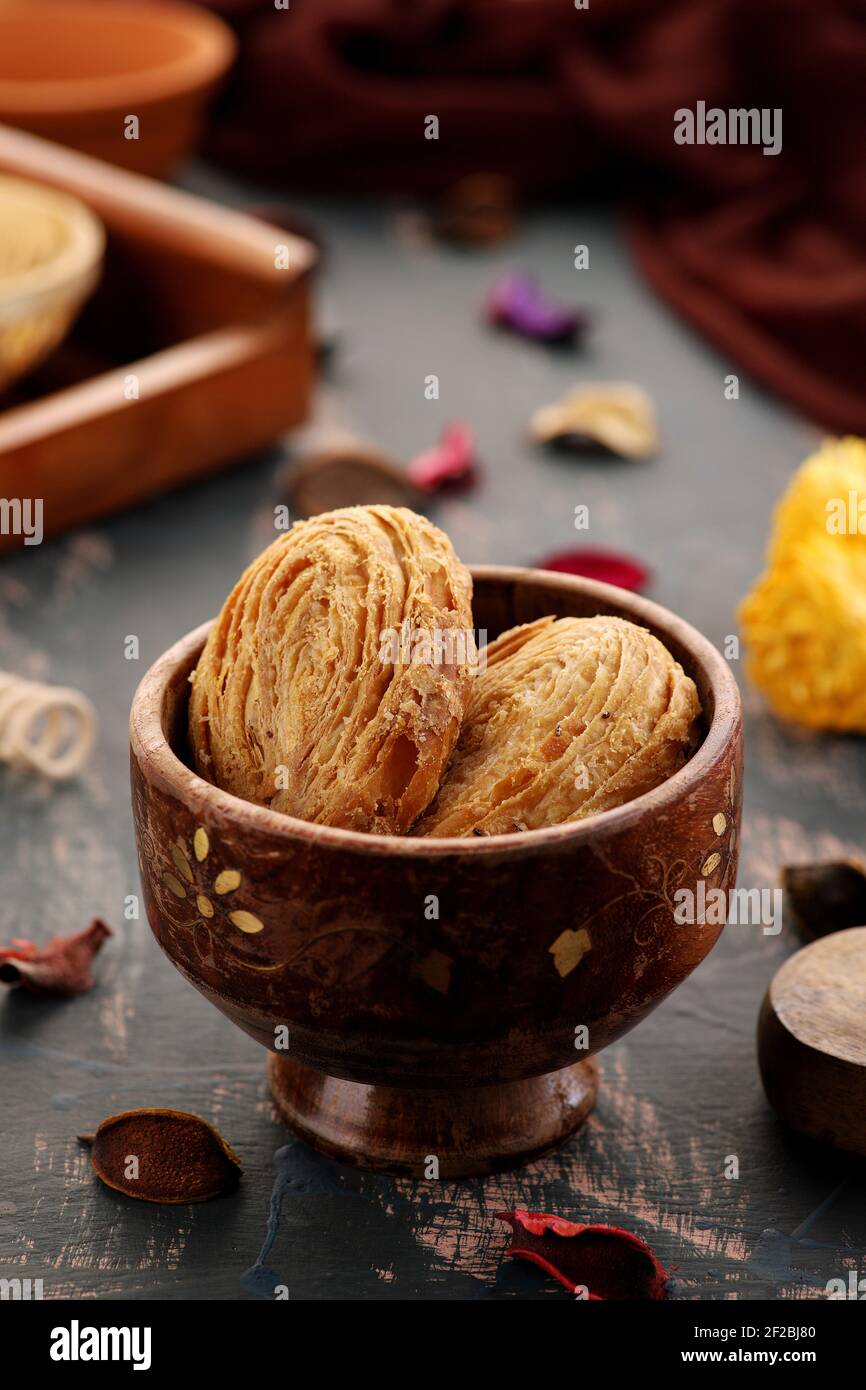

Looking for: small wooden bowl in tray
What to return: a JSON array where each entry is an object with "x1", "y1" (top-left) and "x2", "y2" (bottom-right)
[{"x1": 0, "y1": 123, "x2": 316, "y2": 552}]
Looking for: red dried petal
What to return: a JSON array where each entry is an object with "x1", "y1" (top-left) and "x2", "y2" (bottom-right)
[
  {"x1": 534, "y1": 548, "x2": 650, "y2": 592},
  {"x1": 497, "y1": 1209, "x2": 668, "y2": 1300},
  {"x1": 0, "y1": 918, "x2": 112, "y2": 998},
  {"x1": 407, "y1": 423, "x2": 477, "y2": 491}
]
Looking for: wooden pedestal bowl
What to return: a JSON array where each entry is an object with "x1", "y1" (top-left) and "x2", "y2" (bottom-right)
[{"x1": 130, "y1": 567, "x2": 742, "y2": 1177}]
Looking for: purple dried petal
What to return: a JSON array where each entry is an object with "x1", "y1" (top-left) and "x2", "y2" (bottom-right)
[{"x1": 485, "y1": 273, "x2": 585, "y2": 343}]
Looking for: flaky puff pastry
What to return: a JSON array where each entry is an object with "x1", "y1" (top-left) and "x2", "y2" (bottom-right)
[
  {"x1": 189, "y1": 506, "x2": 474, "y2": 834},
  {"x1": 415, "y1": 615, "x2": 701, "y2": 837}
]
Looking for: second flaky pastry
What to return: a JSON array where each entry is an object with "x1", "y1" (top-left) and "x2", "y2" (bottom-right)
[
  {"x1": 416, "y1": 615, "x2": 701, "y2": 836},
  {"x1": 189, "y1": 506, "x2": 474, "y2": 834}
]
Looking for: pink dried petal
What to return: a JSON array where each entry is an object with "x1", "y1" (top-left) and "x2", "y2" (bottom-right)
[
  {"x1": 497, "y1": 1209, "x2": 668, "y2": 1300},
  {"x1": 534, "y1": 548, "x2": 650, "y2": 592},
  {"x1": 0, "y1": 918, "x2": 112, "y2": 998},
  {"x1": 407, "y1": 423, "x2": 477, "y2": 491}
]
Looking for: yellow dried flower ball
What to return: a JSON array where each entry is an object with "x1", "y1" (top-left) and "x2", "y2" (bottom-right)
[
  {"x1": 739, "y1": 437, "x2": 866, "y2": 732},
  {"x1": 770, "y1": 436, "x2": 866, "y2": 556}
]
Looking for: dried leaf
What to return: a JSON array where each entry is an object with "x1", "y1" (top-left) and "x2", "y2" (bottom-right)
[
  {"x1": 531, "y1": 382, "x2": 659, "y2": 458},
  {"x1": 782, "y1": 860, "x2": 866, "y2": 940},
  {"x1": 497, "y1": 1209, "x2": 668, "y2": 1299},
  {"x1": 0, "y1": 918, "x2": 111, "y2": 997},
  {"x1": 407, "y1": 423, "x2": 477, "y2": 491},
  {"x1": 486, "y1": 272, "x2": 587, "y2": 343},
  {"x1": 534, "y1": 548, "x2": 650, "y2": 592},
  {"x1": 81, "y1": 1109, "x2": 242, "y2": 1204}
]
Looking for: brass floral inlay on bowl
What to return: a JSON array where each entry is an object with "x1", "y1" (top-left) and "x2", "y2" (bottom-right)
[
  {"x1": 160, "y1": 828, "x2": 264, "y2": 936},
  {"x1": 549, "y1": 927, "x2": 592, "y2": 978}
]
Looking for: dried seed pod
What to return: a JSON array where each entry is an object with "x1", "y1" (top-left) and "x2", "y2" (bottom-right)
[
  {"x1": 190, "y1": 505, "x2": 475, "y2": 834},
  {"x1": 284, "y1": 439, "x2": 426, "y2": 518},
  {"x1": 434, "y1": 173, "x2": 517, "y2": 245},
  {"x1": 782, "y1": 860, "x2": 866, "y2": 939},
  {"x1": 497, "y1": 1209, "x2": 668, "y2": 1299},
  {"x1": 530, "y1": 382, "x2": 659, "y2": 459},
  {"x1": 416, "y1": 616, "x2": 700, "y2": 837},
  {"x1": 80, "y1": 1109, "x2": 242, "y2": 1204}
]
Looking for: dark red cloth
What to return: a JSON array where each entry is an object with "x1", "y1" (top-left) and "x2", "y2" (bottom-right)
[{"x1": 202, "y1": 0, "x2": 866, "y2": 434}]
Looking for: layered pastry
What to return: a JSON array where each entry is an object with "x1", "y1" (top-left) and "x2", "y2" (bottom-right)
[
  {"x1": 415, "y1": 615, "x2": 701, "y2": 837},
  {"x1": 189, "y1": 506, "x2": 474, "y2": 834}
]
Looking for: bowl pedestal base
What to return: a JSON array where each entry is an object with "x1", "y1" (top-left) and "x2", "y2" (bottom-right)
[{"x1": 267, "y1": 1053, "x2": 599, "y2": 1178}]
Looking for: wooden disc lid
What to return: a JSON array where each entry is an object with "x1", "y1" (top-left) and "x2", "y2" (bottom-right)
[{"x1": 758, "y1": 926, "x2": 866, "y2": 1156}]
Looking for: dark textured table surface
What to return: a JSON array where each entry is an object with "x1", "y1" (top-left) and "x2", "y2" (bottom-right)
[{"x1": 3, "y1": 168, "x2": 865, "y2": 1300}]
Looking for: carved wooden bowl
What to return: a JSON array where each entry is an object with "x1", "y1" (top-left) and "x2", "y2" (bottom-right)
[{"x1": 130, "y1": 567, "x2": 742, "y2": 1177}]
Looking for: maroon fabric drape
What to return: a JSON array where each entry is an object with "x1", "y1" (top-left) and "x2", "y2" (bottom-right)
[{"x1": 201, "y1": 0, "x2": 866, "y2": 434}]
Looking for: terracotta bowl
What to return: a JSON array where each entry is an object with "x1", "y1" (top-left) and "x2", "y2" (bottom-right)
[
  {"x1": 0, "y1": 0, "x2": 235, "y2": 178},
  {"x1": 130, "y1": 567, "x2": 743, "y2": 1176}
]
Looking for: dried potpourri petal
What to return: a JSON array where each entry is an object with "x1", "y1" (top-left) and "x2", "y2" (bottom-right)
[
  {"x1": 434, "y1": 173, "x2": 517, "y2": 245},
  {"x1": 0, "y1": 918, "x2": 111, "y2": 997},
  {"x1": 534, "y1": 548, "x2": 650, "y2": 592},
  {"x1": 782, "y1": 860, "x2": 866, "y2": 939},
  {"x1": 485, "y1": 272, "x2": 587, "y2": 344},
  {"x1": 531, "y1": 382, "x2": 659, "y2": 459},
  {"x1": 407, "y1": 423, "x2": 477, "y2": 491},
  {"x1": 79, "y1": 1109, "x2": 242, "y2": 1204},
  {"x1": 497, "y1": 1209, "x2": 668, "y2": 1299},
  {"x1": 285, "y1": 424, "x2": 477, "y2": 516}
]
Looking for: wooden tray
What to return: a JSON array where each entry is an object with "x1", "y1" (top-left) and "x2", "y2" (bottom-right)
[{"x1": 0, "y1": 123, "x2": 316, "y2": 552}]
